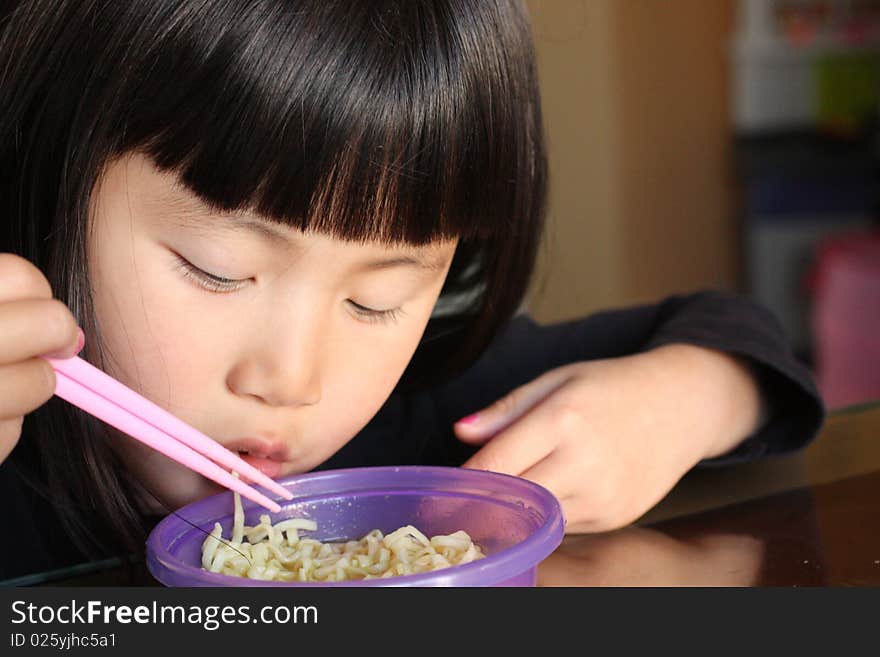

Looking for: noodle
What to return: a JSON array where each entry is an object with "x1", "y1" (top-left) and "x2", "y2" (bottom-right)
[{"x1": 200, "y1": 492, "x2": 486, "y2": 582}]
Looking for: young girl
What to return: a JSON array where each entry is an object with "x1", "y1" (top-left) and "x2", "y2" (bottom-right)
[{"x1": 0, "y1": 0, "x2": 823, "y2": 582}]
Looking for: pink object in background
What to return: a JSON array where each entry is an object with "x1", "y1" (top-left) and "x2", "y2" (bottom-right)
[{"x1": 811, "y1": 231, "x2": 880, "y2": 409}]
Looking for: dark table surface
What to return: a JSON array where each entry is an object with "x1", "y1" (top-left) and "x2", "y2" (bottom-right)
[{"x1": 9, "y1": 401, "x2": 880, "y2": 587}]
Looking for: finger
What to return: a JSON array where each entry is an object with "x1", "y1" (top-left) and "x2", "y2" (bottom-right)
[
  {"x1": 518, "y1": 450, "x2": 572, "y2": 501},
  {"x1": 520, "y1": 449, "x2": 623, "y2": 532},
  {"x1": 539, "y1": 494, "x2": 601, "y2": 535},
  {"x1": 0, "y1": 254, "x2": 53, "y2": 302},
  {"x1": 454, "y1": 365, "x2": 574, "y2": 444},
  {"x1": 0, "y1": 417, "x2": 25, "y2": 463},
  {"x1": 0, "y1": 298, "x2": 81, "y2": 363},
  {"x1": 0, "y1": 358, "x2": 56, "y2": 420},
  {"x1": 461, "y1": 404, "x2": 557, "y2": 476}
]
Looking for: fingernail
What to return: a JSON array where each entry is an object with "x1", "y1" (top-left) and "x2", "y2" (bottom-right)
[
  {"x1": 74, "y1": 329, "x2": 85, "y2": 354},
  {"x1": 456, "y1": 413, "x2": 480, "y2": 426}
]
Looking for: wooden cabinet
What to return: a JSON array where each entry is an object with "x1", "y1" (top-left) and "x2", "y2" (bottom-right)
[{"x1": 526, "y1": 0, "x2": 738, "y2": 322}]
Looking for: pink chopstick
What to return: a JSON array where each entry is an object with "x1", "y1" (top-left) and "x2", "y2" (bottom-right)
[{"x1": 45, "y1": 355, "x2": 293, "y2": 513}]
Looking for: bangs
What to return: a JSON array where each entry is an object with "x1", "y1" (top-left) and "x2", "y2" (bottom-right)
[{"x1": 113, "y1": 1, "x2": 537, "y2": 245}]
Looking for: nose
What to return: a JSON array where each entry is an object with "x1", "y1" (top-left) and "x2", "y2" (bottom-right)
[{"x1": 226, "y1": 317, "x2": 323, "y2": 409}]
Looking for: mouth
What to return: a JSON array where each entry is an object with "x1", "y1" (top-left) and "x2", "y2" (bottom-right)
[
  {"x1": 225, "y1": 438, "x2": 291, "y2": 479},
  {"x1": 235, "y1": 453, "x2": 284, "y2": 479}
]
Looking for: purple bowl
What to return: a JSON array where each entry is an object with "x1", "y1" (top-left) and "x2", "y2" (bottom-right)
[{"x1": 146, "y1": 466, "x2": 564, "y2": 587}]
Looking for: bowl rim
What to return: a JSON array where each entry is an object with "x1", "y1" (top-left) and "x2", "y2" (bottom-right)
[{"x1": 145, "y1": 465, "x2": 565, "y2": 587}]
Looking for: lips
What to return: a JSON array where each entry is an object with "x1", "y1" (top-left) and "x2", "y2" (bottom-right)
[
  {"x1": 236, "y1": 454, "x2": 283, "y2": 479},
  {"x1": 225, "y1": 437, "x2": 291, "y2": 479}
]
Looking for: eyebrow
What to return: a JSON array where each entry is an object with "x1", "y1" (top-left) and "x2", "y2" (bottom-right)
[{"x1": 167, "y1": 204, "x2": 448, "y2": 272}]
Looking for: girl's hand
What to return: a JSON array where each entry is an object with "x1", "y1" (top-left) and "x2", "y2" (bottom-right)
[
  {"x1": 0, "y1": 254, "x2": 83, "y2": 464},
  {"x1": 454, "y1": 344, "x2": 764, "y2": 533}
]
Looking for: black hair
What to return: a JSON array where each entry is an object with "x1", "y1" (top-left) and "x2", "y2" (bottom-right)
[{"x1": 0, "y1": 0, "x2": 546, "y2": 564}]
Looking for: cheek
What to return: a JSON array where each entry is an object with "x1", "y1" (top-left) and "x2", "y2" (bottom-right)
[
  {"x1": 330, "y1": 333, "x2": 416, "y2": 403},
  {"x1": 322, "y1": 287, "x2": 437, "y2": 401},
  {"x1": 309, "y1": 319, "x2": 427, "y2": 453},
  {"x1": 89, "y1": 240, "x2": 223, "y2": 411}
]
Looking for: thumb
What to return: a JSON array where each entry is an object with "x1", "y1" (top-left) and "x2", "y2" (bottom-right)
[
  {"x1": 453, "y1": 365, "x2": 574, "y2": 445},
  {"x1": 44, "y1": 327, "x2": 85, "y2": 359}
]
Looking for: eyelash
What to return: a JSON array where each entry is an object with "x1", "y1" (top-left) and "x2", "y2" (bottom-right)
[
  {"x1": 347, "y1": 301, "x2": 402, "y2": 325},
  {"x1": 175, "y1": 257, "x2": 248, "y2": 293},
  {"x1": 174, "y1": 256, "x2": 402, "y2": 324}
]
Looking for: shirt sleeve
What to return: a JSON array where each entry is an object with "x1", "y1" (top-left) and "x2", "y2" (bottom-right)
[{"x1": 415, "y1": 290, "x2": 826, "y2": 468}]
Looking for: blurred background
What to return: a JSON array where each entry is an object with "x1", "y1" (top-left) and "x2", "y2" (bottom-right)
[{"x1": 524, "y1": 0, "x2": 880, "y2": 411}]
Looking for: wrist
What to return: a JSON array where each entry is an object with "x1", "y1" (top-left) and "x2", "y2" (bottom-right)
[{"x1": 646, "y1": 343, "x2": 765, "y2": 461}]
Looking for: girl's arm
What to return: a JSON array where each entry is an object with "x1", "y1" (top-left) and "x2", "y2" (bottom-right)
[
  {"x1": 428, "y1": 290, "x2": 824, "y2": 468},
  {"x1": 404, "y1": 291, "x2": 826, "y2": 531}
]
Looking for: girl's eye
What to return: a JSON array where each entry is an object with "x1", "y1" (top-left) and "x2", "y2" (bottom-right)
[
  {"x1": 175, "y1": 256, "x2": 249, "y2": 293},
  {"x1": 347, "y1": 300, "x2": 402, "y2": 325},
  {"x1": 173, "y1": 254, "x2": 400, "y2": 320}
]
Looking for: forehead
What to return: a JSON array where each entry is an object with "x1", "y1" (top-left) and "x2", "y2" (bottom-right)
[{"x1": 119, "y1": 154, "x2": 456, "y2": 269}]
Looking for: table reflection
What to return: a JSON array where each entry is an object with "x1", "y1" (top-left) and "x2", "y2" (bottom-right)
[
  {"x1": 538, "y1": 529, "x2": 764, "y2": 586},
  {"x1": 539, "y1": 480, "x2": 829, "y2": 586}
]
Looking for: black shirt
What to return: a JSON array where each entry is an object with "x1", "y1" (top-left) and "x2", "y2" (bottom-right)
[{"x1": 0, "y1": 291, "x2": 826, "y2": 582}]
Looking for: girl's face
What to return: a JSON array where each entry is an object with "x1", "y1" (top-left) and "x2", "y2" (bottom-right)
[{"x1": 87, "y1": 153, "x2": 456, "y2": 510}]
